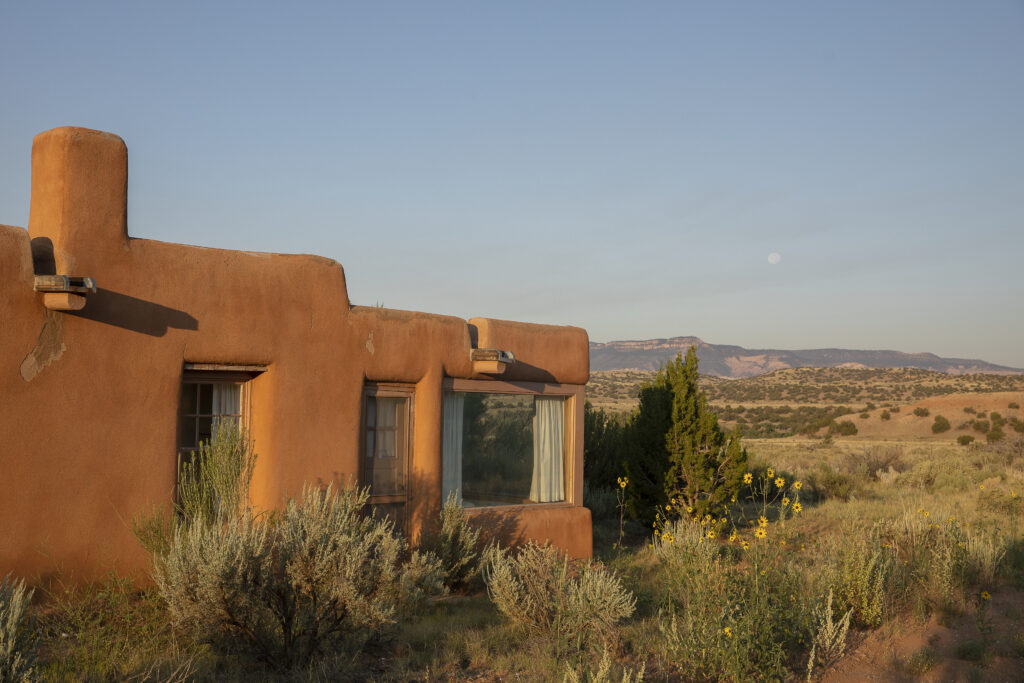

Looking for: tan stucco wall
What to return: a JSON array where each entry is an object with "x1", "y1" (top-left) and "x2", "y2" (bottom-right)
[{"x1": 0, "y1": 127, "x2": 591, "y2": 583}]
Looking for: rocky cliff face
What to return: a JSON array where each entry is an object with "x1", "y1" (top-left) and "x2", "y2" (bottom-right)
[{"x1": 589, "y1": 337, "x2": 1024, "y2": 378}]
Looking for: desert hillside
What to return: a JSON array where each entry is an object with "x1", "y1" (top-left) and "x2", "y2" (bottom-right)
[
  {"x1": 590, "y1": 337, "x2": 1023, "y2": 377},
  {"x1": 587, "y1": 366, "x2": 1024, "y2": 444}
]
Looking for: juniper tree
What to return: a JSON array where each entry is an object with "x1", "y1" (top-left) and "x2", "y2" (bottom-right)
[
  {"x1": 622, "y1": 373, "x2": 673, "y2": 522},
  {"x1": 662, "y1": 348, "x2": 747, "y2": 519}
]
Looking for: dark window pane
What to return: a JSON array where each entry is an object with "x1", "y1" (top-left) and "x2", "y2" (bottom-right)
[
  {"x1": 365, "y1": 430, "x2": 375, "y2": 459},
  {"x1": 371, "y1": 503, "x2": 406, "y2": 533},
  {"x1": 197, "y1": 416, "x2": 213, "y2": 446},
  {"x1": 366, "y1": 396, "x2": 376, "y2": 428},
  {"x1": 179, "y1": 384, "x2": 198, "y2": 415},
  {"x1": 199, "y1": 384, "x2": 213, "y2": 414},
  {"x1": 177, "y1": 416, "x2": 197, "y2": 448}
]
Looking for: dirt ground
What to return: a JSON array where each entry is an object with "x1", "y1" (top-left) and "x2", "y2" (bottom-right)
[{"x1": 822, "y1": 587, "x2": 1024, "y2": 682}]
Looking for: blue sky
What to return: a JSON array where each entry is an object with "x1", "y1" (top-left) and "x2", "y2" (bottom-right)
[{"x1": 2, "y1": 1, "x2": 1022, "y2": 367}]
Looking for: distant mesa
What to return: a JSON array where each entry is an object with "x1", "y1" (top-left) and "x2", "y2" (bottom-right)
[{"x1": 589, "y1": 337, "x2": 1024, "y2": 379}]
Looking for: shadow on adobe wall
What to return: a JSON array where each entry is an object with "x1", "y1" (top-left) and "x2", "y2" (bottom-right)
[
  {"x1": 70, "y1": 289, "x2": 198, "y2": 337},
  {"x1": 467, "y1": 508, "x2": 526, "y2": 549},
  {"x1": 30, "y1": 236, "x2": 197, "y2": 336},
  {"x1": 509, "y1": 362, "x2": 556, "y2": 383}
]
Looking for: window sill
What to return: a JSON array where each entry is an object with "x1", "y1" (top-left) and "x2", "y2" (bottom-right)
[{"x1": 462, "y1": 501, "x2": 576, "y2": 514}]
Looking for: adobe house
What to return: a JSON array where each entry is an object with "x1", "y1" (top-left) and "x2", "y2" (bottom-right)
[{"x1": 0, "y1": 126, "x2": 592, "y2": 583}]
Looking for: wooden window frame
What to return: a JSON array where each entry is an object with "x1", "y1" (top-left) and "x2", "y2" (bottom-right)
[{"x1": 360, "y1": 383, "x2": 415, "y2": 507}]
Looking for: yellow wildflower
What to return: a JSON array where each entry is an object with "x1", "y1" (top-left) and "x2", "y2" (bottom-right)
[
  {"x1": 780, "y1": 539, "x2": 787, "y2": 546},
  {"x1": 980, "y1": 484, "x2": 985, "y2": 491},
  {"x1": 686, "y1": 506, "x2": 693, "y2": 514},
  {"x1": 981, "y1": 591, "x2": 991, "y2": 601},
  {"x1": 729, "y1": 531, "x2": 737, "y2": 543},
  {"x1": 767, "y1": 468, "x2": 775, "y2": 478},
  {"x1": 792, "y1": 503, "x2": 803, "y2": 514},
  {"x1": 755, "y1": 528, "x2": 767, "y2": 539},
  {"x1": 617, "y1": 476, "x2": 628, "y2": 489},
  {"x1": 663, "y1": 532, "x2": 674, "y2": 544},
  {"x1": 794, "y1": 481, "x2": 802, "y2": 490},
  {"x1": 706, "y1": 530, "x2": 715, "y2": 539},
  {"x1": 723, "y1": 626, "x2": 733, "y2": 638},
  {"x1": 665, "y1": 504, "x2": 672, "y2": 511},
  {"x1": 742, "y1": 540, "x2": 750, "y2": 550},
  {"x1": 743, "y1": 472, "x2": 753, "y2": 484},
  {"x1": 923, "y1": 511, "x2": 930, "y2": 518},
  {"x1": 775, "y1": 477, "x2": 785, "y2": 488},
  {"x1": 782, "y1": 497, "x2": 790, "y2": 507},
  {"x1": 758, "y1": 515, "x2": 768, "y2": 527}
]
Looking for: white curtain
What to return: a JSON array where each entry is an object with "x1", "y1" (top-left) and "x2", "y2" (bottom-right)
[
  {"x1": 442, "y1": 392, "x2": 464, "y2": 505},
  {"x1": 211, "y1": 383, "x2": 242, "y2": 440},
  {"x1": 212, "y1": 383, "x2": 241, "y2": 417},
  {"x1": 530, "y1": 397, "x2": 564, "y2": 503},
  {"x1": 377, "y1": 398, "x2": 396, "y2": 458}
]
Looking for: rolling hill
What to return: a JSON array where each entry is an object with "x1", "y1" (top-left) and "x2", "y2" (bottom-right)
[{"x1": 589, "y1": 337, "x2": 1023, "y2": 378}]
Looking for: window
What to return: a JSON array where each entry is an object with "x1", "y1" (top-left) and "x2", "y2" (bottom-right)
[
  {"x1": 443, "y1": 385, "x2": 569, "y2": 507},
  {"x1": 176, "y1": 366, "x2": 259, "y2": 485},
  {"x1": 362, "y1": 384, "x2": 414, "y2": 529}
]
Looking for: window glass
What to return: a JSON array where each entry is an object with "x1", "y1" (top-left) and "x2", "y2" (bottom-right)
[
  {"x1": 444, "y1": 392, "x2": 565, "y2": 507},
  {"x1": 177, "y1": 380, "x2": 244, "y2": 471},
  {"x1": 363, "y1": 393, "x2": 409, "y2": 496}
]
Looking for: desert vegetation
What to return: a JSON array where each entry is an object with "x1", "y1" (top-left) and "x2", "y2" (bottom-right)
[
  {"x1": 7, "y1": 362, "x2": 1024, "y2": 680},
  {"x1": 589, "y1": 366, "x2": 1024, "y2": 443}
]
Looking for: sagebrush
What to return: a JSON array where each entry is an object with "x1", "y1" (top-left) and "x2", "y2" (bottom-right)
[
  {"x1": 484, "y1": 542, "x2": 635, "y2": 655},
  {"x1": 420, "y1": 491, "x2": 483, "y2": 590},
  {"x1": 154, "y1": 484, "x2": 443, "y2": 668},
  {"x1": 0, "y1": 574, "x2": 36, "y2": 683}
]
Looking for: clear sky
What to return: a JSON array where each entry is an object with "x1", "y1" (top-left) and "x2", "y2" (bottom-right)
[{"x1": 2, "y1": 1, "x2": 1022, "y2": 367}]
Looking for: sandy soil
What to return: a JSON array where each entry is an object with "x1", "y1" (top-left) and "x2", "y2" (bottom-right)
[
  {"x1": 822, "y1": 587, "x2": 1024, "y2": 682},
  {"x1": 833, "y1": 392, "x2": 1024, "y2": 443}
]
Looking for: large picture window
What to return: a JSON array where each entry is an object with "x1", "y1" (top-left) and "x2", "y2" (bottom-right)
[{"x1": 443, "y1": 389, "x2": 567, "y2": 507}]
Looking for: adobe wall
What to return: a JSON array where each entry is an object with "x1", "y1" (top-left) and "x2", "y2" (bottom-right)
[{"x1": 0, "y1": 127, "x2": 591, "y2": 584}]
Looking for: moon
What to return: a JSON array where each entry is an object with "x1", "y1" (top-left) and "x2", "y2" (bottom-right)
[{"x1": 768, "y1": 252, "x2": 781, "y2": 265}]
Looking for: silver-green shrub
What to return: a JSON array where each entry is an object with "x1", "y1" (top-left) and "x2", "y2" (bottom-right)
[
  {"x1": 653, "y1": 545, "x2": 813, "y2": 682},
  {"x1": 153, "y1": 484, "x2": 442, "y2": 669},
  {"x1": 563, "y1": 647, "x2": 645, "y2": 683},
  {"x1": 0, "y1": 574, "x2": 36, "y2": 682},
  {"x1": 806, "y1": 589, "x2": 852, "y2": 680},
  {"x1": 484, "y1": 542, "x2": 635, "y2": 655},
  {"x1": 651, "y1": 518, "x2": 719, "y2": 579},
  {"x1": 828, "y1": 536, "x2": 893, "y2": 628},
  {"x1": 420, "y1": 491, "x2": 483, "y2": 590},
  {"x1": 134, "y1": 420, "x2": 256, "y2": 555},
  {"x1": 177, "y1": 419, "x2": 257, "y2": 527}
]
